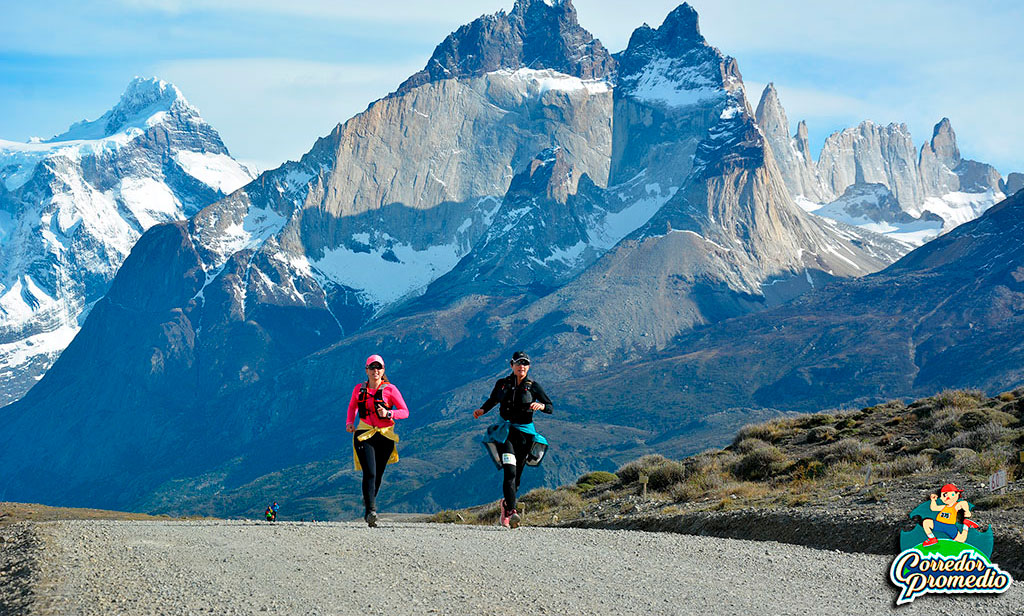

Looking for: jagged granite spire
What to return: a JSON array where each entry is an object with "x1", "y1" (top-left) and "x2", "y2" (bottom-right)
[
  {"x1": 396, "y1": 0, "x2": 615, "y2": 93},
  {"x1": 817, "y1": 121, "x2": 923, "y2": 209},
  {"x1": 919, "y1": 117, "x2": 962, "y2": 196},
  {"x1": 755, "y1": 84, "x2": 827, "y2": 204}
]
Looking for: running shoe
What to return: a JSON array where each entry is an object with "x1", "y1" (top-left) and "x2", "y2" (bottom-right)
[
  {"x1": 963, "y1": 519, "x2": 981, "y2": 530},
  {"x1": 509, "y1": 509, "x2": 521, "y2": 529},
  {"x1": 922, "y1": 537, "x2": 938, "y2": 546},
  {"x1": 365, "y1": 510, "x2": 378, "y2": 528},
  {"x1": 498, "y1": 500, "x2": 511, "y2": 528}
]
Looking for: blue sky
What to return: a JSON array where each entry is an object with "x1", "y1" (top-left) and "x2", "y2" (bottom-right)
[{"x1": 2, "y1": 0, "x2": 1022, "y2": 177}]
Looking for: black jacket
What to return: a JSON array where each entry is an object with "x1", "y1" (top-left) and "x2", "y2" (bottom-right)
[{"x1": 481, "y1": 374, "x2": 553, "y2": 424}]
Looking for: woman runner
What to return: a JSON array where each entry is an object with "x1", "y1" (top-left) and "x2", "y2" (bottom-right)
[
  {"x1": 346, "y1": 354, "x2": 409, "y2": 527},
  {"x1": 473, "y1": 351, "x2": 553, "y2": 528}
]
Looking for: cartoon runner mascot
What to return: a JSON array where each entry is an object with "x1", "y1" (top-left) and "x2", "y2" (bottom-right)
[{"x1": 921, "y1": 483, "x2": 981, "y2": 546}]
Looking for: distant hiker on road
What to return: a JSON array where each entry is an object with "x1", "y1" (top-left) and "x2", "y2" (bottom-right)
[
  {"x1": 474, "y1": 351, "x2": 553, "y2": 528},
  {"x1": 265, "y1": 502, "x2": 278, "y2": 522},
  {"x1": 347, "y1": 354, "x2": 409, "y2": 527}
]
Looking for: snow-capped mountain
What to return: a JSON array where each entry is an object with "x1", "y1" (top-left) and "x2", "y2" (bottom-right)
[
  {"x1": 0, "y1": 77, "x2": 253, "y2": 403},
  {"x1": 756, "y1": 85, "x2": 1009, "y2": 246}
]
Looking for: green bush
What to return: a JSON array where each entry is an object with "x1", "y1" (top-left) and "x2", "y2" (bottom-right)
[{"x1": 577, "y1": 471, "x2": 618, "y2": 486}]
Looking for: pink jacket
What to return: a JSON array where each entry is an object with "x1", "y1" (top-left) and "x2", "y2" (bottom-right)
[{"x1": 346, "y1": 382, "x2": 410, "y2": 428}]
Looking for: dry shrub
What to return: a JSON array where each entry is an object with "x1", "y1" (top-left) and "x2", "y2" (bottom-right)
[
  {"x1": 712, "y1": 481, "x2": 772, "y2": 504},
  {"x1": 647, "y1": 459, "x2": 688, "y2": 491},
  {"x1": 668, "y1": 482, "x2": 703, "y2": 503},
  {"x1": 997, "y1": 392, "x2": 1016, "y2": 402},
  {"x1": 987, "y1": 409, "x2": 1018, "y2": 427},
  {"x1": 928, "y1": 408, "x2": 967, "y2": 435},
  {"x1": 879, "y1": 454, "x2": 933, "y2": 478},
  {"x1": 429, "y1": 510, "x2": 463, "y2": 523},
  {"x1": 970, "y1": 449, "x2": 1013, "y2": 476},
  {"x1": 958, "y1": 409, "x2": 990, "y2": 430},
  {"x1": 732, "y1": 444, "x2": 791, "y2": 481},
  {"x1": 796, "y1": 413, "x2": 835, "y2": 428},
  {"x1": 924, "y1": 432, "x2": 951, "y2": 451},
  {"x1": 616, "y1": 455, "x2": 669, "y2": 484},
  {"x1": 733, "y1": 422, "x2": 784, "y2": 445},
  {"x1": 734, "y1": 437, "x2": 771, "y2": 454},
  {"x1": 935, "y1": 447, "x2": 979, "y2": 472},
  {"x1": 521, "y1": 486, "x2": 583, "y2": 513},
  {"x1": 615, "y1": 455, "x2": 687, "y2": 491},
  {"x1": 806, "y1": 425, "x2": 838, "y2": 444},
  {"x1": 934, "y1": 389, "x2": 987, "y2": 410},
  {"x1": 822, "y1": 438, "x2": 883, "y2": 465},
  {"x1": 950, "y1": 422, "x2": 1010, "y2": 451},
  {"x1": 791, "y1": 458, "x2": 827, "y2": 481}
]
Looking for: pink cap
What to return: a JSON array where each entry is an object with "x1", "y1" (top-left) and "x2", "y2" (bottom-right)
[{"x1": 365, "y1": 354, "x2": 385, "y2": 368}]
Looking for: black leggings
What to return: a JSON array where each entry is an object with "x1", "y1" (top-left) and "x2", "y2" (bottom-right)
[
  {"x1": 353, "y1": 431, "x2": 395, "y2": 514},
  {"x1": 498, "y1": 429, "x2": 533, "y2": 510}
]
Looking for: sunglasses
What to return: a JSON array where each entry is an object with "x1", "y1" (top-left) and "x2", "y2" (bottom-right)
[
  {"x1": 366, "y1": 363, "x2": 383, "y2": 370},
  {"x1": 512, "y1": 359, "x2": 530, "y2": 366}
]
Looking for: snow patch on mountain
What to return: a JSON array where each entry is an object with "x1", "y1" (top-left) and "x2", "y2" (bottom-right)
[
  {"x1": 624, "y1": 58, "x2": 725, "y2": 108},
  {"x1": 0, "y1": 276, "x2": 57, "y2": 326},
  {"x1": 918, "y1": 189, "x2": 1004, "y2": 230},
  {"x1": 205, "y1": 205, "x2": 289, "y2": 266},
  {"x1": 119, "y1": 177, "x2": 181, "y2": 230},
  {"x1": 173, "y1": 152, "x2": 252, "y2": 194},
  {"x1": 590, "y1": 183, "x2": 677, "y2": 250},
  {"x1": 493, "y1": 68, "x2": 612, "y2": 96},
  {"x1": 0, "y1": 324, "x2": 78, "y2": 375},
  {"x1": 301, "y1": 239, "x2": 464, "y2": 308}
]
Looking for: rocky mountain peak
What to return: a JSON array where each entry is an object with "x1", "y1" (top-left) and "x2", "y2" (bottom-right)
[
  {"x1": 817, "y1": 120, "x2": 922, "y2": 208},
  {"x1": 753, "y1": 84, "x2": 827, "y2": 203},
  {"x1": 615, "y1": 2, "x2": 742, "y2": 111},
  {"x1": 515, "y1": 146, "x2": 576, "y2": 203},
  {"x1": 923, "y1": 117, "x2": 961, "y2": 169},
  {"x1": 395, "y1": 0, "x2": 614, "y2": 94},
  {"x1": 620, "y1": 3, "x2": 706, "y2": 68},
  {"x1": 794, "y1": 121, "x2": 813, "y2": 161},
  {"x1": 657, "y1": 3, "x2": 704, "y2": 49},
  {"x1": 754, "y1": 83, "x2": 786, "y2": 135}
]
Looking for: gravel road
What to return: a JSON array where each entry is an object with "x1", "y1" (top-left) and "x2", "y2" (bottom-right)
[{"x1": 11, "y1": 518, "x2": 1024, "y2": 615}]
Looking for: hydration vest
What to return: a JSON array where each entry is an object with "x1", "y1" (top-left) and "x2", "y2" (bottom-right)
[{"x1": 357, "y1": 383, "x2": 388, "y2": 419}]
